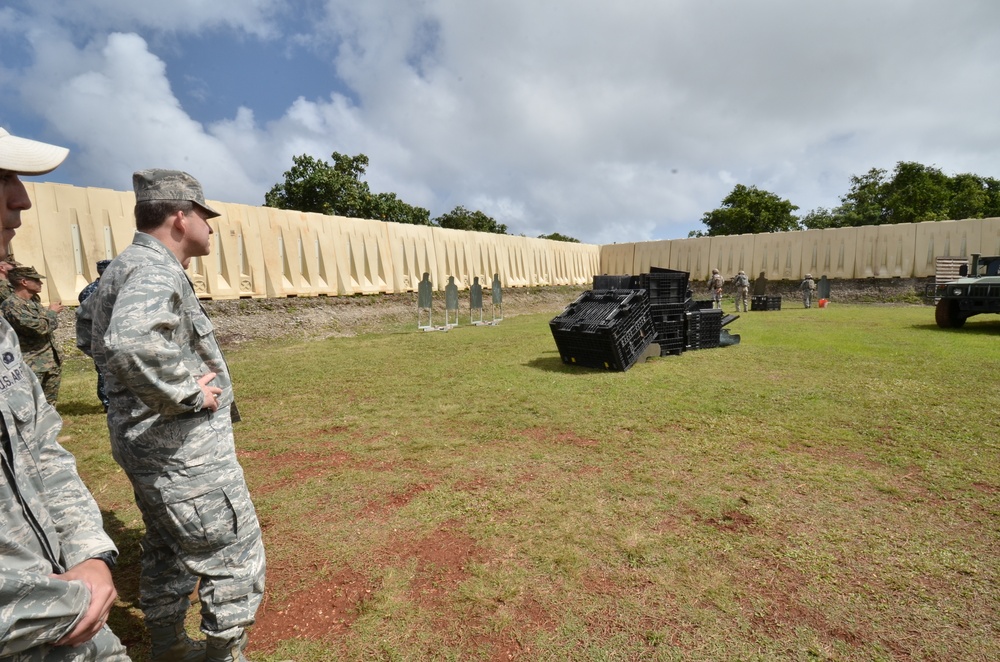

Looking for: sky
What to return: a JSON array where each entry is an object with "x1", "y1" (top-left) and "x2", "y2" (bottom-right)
[{"x1": 2, "y1": 0, "x2": 998, "y2": 245}]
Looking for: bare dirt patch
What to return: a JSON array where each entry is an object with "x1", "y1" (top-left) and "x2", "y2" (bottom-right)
[{"x1": 249, "y1": 564, "x2": 373, "y2": 654}]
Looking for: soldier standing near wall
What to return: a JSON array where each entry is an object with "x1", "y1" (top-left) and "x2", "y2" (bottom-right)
[
  {"x1": 800, "y1": 273, "x2": 817, "y2": 308},
  {"x1": 709, "y1": 268, "x2": 725, "y2": 310},
  {"x1": 0, "y1": 127, "x2": 130, "y2": 660},
  {"x1": 1, "y1": 265, "x2": 64, "y2": 405},
  {"x1": 77, "y1": 169, "x2": 267, "y2": 662},
  {"x1": 732, "y1": 270, "x2": 750, "y2": 312}
]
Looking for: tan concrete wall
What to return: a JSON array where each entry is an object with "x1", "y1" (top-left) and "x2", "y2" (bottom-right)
[
  {"x1": 17, "y1": 183, "x2": 600, "y2": 305},
  {"x1": 19, "y1": 183, "x2": 998, "y2": 305},
  {"x1": 599, "y1": 218, "x2": 997, "y2": 283}
]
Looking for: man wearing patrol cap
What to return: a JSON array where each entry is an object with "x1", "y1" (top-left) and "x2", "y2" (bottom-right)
[
  {"x1": 78, "y1": 169, "x2": 266, "y2": 662},
  {"x1": 0, "y1": 127, "x2": 129, "y2": 660},
  {"x1": 1, "y1": 265, "x2": 64, "y2": 404}
]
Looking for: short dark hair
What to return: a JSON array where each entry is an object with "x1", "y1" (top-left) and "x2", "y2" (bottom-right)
[{"x1": 134, "y1": 200, "x2": 194, "y2": 232}]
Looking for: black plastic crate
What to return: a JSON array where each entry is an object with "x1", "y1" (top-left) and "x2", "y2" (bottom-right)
[
  {"x1": 751, "y1": 295, "x2": 782, "y2": 311},
  {"x1": 550, "y1": 290, "x2": 654, "y2": 371},
  {"x1": 649, "y1": 302, "x2": 686, "y2": 327},
  {"x1": 685, "y1": 309, "x2": 723, "y2": 350},
  {"x1": 551, "y1": 289, "x2": 648, "y2": 332},
  {"x1": 657, "y1": 337, "x2": 686, "y2": 356},
  {"x1": 686, "y1": 298, "x2": 715, "y2": 310},
  {"x1": 641, "y1": 272, "x2": 689, "y2": 305},
  {"x1": 593, "y1": 274, "x2": 640, "y2": 290}
]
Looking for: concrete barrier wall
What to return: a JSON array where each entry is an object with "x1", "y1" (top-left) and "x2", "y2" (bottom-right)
[
  {"x1": 604, "y1": 217, "x2": 1000, "y2": 282},
  {"x1": 17, "y1": 183, "x2": 999, "y2": 305},
  {"x1": 17, "y1": 183, "x2": 601, "y2": 305}
]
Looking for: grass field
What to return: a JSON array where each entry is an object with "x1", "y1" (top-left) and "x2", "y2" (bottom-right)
[{"x1": 57, "y1": 302, "x2": 999, "y2": 661}]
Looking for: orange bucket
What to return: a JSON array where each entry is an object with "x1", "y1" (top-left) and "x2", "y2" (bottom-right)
[{"x1": 818, "y1": 298, "x2": 828, "y2": 308}]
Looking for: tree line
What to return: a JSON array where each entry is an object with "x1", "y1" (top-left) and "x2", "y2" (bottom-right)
[
  {"x1": 692, "y1": 162, "x2": 1000, "y2": 237},
  {"x1": 264, "y1": 152, "x2": 578, "y2": 242}
]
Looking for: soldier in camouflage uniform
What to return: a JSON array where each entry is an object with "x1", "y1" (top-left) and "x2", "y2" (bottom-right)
[
  {"x1": 800, "y1": 273, "x2": 817, "y2": 308},
  {"x1": 77, "y1": 170, "x2": 265, "y2": 662},
  {"x1": 732, "y1": 270, "x2": 750, "y2": 313},
  {"x1": 0, "y1": 128, "x2": 130, "y2": 660},
  {"x1": 76, "y1": 260, "x2": 111, "y2": 411},
  {"x1": 1, "y1": 267, "x2": 63, "y2": 405},
  {"x1": 0, "y1": 257, "x2": 19, "y2": 303},
  {"x1": 709, "y1": 268, "x2": 725, "y2": 310}
]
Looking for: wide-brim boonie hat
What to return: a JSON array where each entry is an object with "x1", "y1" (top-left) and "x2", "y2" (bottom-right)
[{"x1": 0, "y1": 128, "x2": 69, "y2": 175}]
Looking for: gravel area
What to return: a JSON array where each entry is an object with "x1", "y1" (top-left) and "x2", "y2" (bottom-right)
[
  {"x1": 55, "y1": 285, "x2": 591, "y2": 357},
  {"x1": 55, "y1": 277, "x2": 934, "y2": 358}
]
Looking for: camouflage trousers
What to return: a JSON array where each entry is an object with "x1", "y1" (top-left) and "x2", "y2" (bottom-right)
[
  {"x1": 734, "y1": 287, "x2": 749, "y2": 312},
  {"x1": 34, "y1": 368, "x2": 60, "y2": 407},
  {"x1": 802, "y1": 291, "x2": 813, "y2": 308},
  {"x1": 0, "y1": 626, "x2": 130, "y2": 661},
  {"x1": 132, "y1": 475, "x2": 266, "y2": 641}
]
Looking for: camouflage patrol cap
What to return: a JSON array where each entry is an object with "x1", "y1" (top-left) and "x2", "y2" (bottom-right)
[
  {"x1": 133, "y1": 169, "x2": 220, "y2": 218},
  {"x1": 8, "y1": 265, "x2": 45, "y2": 281},
  {"x1": 96, "y1": 259, "x2": 112, "y2": 274}
]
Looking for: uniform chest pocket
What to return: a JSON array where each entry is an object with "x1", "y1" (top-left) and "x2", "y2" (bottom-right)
[{"x1": 192, "y1": 314, "x2": 215, "y2": 338}]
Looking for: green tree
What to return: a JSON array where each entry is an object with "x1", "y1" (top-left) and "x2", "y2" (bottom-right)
[
  {"x1": 799, "y1": 207, "x2": 843, "y2": 230},
  {"x1": 882, "y1": 162, "x2": 950, "y2": 223},
  {"x1": 819, "y1": 161, "x2": 998, "y2": 228},
  {"x1": 264, "y1": 152, "x2": 430, "y2": 225},
  {"x1": 433, "y1": 206, "x2": 508, "y2": 234},
  {"x1": 699, "y1": 184, "x2": 800, "y2": 236},
  {"x1": 538, "y1": 232, "x2": 580, "y2": 243},
  {"x1": 836, "y1": 167, "x2": 889, "y2": 226},
  {"x1": 368, "y1": 191, "x2": 431, "y2": 225}
]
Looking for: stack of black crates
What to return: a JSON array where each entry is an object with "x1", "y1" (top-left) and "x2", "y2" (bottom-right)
[
  {"x1": 750, "y1": 295, "x2": 782, "y2": 311},
  {"x1": 549, "y1": 289, "x2": 654, "y2": 371},
  {"x1": 550, "y1": 268, "x2": 735, "y2": 371},
  {"x1": 641, "y1": 268, "x2": 689, "y2": 356},
  {"x1": 685, "y1": 308, "x2": 723, "y2": 350}
]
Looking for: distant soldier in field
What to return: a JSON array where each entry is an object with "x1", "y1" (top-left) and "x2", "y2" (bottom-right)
[
  {"x1": 1, "y1": 265, "x2": 63, "y2": 405},
  {"x1": 708, "y1": 268, "x2": 725, "y2": 310},
  {"x1": 732, "y1": 270, "x2": 750, "y2": 312},
  {"x1": 800, "y1": 273, "x2": 817, "y2": 308}
]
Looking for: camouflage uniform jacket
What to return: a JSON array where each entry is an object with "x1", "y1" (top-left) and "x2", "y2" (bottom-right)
[
  {"x1": 0, "y1": 319, "x2": 118, "y2": 657},
  {"x1": 0, "y1": 280, "x2": 13, "y2": 304},
  {"x1": 76, "y1": 233, "x2": 237, "y2": 500},
  {"x1": 0, "y1": 295, "x2": 60, "y2": 375}
]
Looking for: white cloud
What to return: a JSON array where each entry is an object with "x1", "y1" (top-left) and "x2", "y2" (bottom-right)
[{"x1": 5, "y1": 0, "x2": 1000, "y2": 243}]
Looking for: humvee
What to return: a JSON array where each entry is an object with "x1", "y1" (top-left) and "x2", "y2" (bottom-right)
[{"x1": 927, "y1": 253, "x2": 1000, "y2": 328}]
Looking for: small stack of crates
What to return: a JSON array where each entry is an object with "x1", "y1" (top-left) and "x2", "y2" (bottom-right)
[
  {"x1": 640, "y1": 268, "x2": 689, "y2": 356},
  {"x1": 550, "y1": 289, "x2": 654, "y2": 371},
  {"x1": 750, "y1": 295, "x2": 782, "y2": 311},
  {"x1": 685, "y1": 308, "x2": 723, "y2": 350}
]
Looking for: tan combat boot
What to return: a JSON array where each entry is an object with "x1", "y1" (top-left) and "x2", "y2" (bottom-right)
[{"x1": 149, "y1": 618, "x2": 206, "y2": 662}]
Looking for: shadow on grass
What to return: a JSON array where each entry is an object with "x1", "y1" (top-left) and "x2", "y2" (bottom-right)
[
  {"x1": 102, "y1": 508, "x2": 148, "y2": 658},
  {"x1": 57, "y1": 400, "x2": 107, "y2": 417},
  {"x1": 911, "y1": 319, "x2": 1000, "y2": 334},
  {"x1": 525, "y1": 355, "x2": 606, "y2": 373}
]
